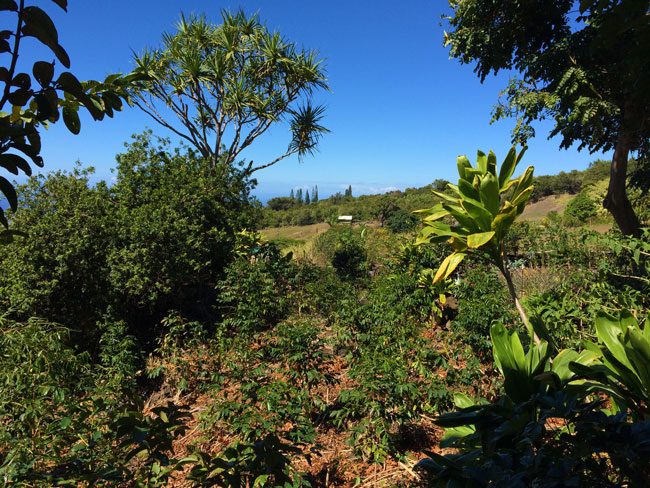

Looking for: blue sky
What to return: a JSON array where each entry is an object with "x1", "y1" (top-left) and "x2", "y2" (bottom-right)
[{"x1": 21, "y1": 0, "x2": 607, "y2": 201}]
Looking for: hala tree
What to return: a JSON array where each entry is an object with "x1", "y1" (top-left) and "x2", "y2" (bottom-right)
[
  {"x1": 415, "y1": 147, "x2": 539, "y2": 341},
  {"x1": 443, "y1": 0, "x2": 650, "y2": 236},
  {"x1": 0, "y1": 0, "x2": 131, "y2": 234},
  {"x1": 129, "y1": 11, "x2": 329, "y2": 174}
]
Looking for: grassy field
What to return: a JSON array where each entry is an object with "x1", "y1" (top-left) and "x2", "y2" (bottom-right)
[
  {"x1": 520, "y1": 193, "x2": 574, "y2": 221},
  {"x1": 260, "y1": 222, "x2": 331, "y2": 256}
]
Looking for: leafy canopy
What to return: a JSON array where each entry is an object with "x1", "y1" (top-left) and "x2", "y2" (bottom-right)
[
  {"x1": 130, "y1": 10, "x2": 329, "y2": 173},
  {"x1": 444, "y1": 0, "x2": 650, "y2": 155}
]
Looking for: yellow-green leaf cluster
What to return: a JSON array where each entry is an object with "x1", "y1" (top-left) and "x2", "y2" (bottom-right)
[{"x1": 415, "y1": 146, "x2": 534, "y2": 283}]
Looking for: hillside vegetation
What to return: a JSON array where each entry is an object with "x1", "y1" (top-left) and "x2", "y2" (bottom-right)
[
  {"x1": 261, "y1": 159, "x2": 648, "y2": 230},
  {"x1": 0, "y1": 3, "x2": 649, "y2": 487}
]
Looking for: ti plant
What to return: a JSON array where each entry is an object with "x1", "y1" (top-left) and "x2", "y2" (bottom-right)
[
  {"x1": 415, "y1": 147, "x2": 536, "y2": 339},
  {"x1": 571, "y1": 310, "x2": 650, "y2": 419}
]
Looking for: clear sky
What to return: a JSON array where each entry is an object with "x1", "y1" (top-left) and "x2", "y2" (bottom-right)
[{"x1": 23, "y1": 0, "x2": 607, "y2": 201}]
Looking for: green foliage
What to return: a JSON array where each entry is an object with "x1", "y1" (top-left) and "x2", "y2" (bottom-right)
[
  {"x1": 0, "y1": 133, "x2": 257, "y2": 349},
  {"x1": 451, "y1": 264, "x2": 517, "y2": 354},
  {"x1": 0, "y1": 0, "x2": 131, "y2": 232},
  {"x1": 572, "y1": 310, "x2": 650, "y2": 419},
  {"x1": 130, "y1": 10, "x2": 328, "y2": 172},
  {"x1": 385, "y1": 207, "x2": 418, "y2": 233},
  {"x1": 564, "y1": 190, "x2": 598, "y2": 224},
  {"x1": 444, "y1": 0, "x2": 650, "y2": 235},
  {"x1": 531, "y1": 170, "x2": 582, "y2": 201},
  {"x1": 109, "y1": 133, "x2": 256, "y2": 319},
  {"x1": 0, "y1": 167, "x2": 115, "y2": 344},
  {"x1": 314, "y1": 226, "x2": 368, "y2": 280},
  {"x1": 216, "y1": 239, "x2": 294, "y2": 334},
  {"x1": 417, "y1": 313, "x2": 650, "y2": 486},
  {"x1": 186, "y1": 435, "x2": 309, "y2": 487},
  {"x1": 415, "y1": 146, "x2": 532, "y2": 284}
]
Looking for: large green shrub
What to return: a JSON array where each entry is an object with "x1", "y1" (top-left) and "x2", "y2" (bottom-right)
[
  {"x1": 109, "y1": 133, "x2": 257, "y2": 329},
  {"x1": 0, "y1": 132, "x2": 258, "y2": 349},
  {"x1": 0, "y1": 167, "x2": 115, "y2": 346},
  {"x1": 385, "y1": 207, "x2": 418, "y2": 233},
  {"x1": 564, "y1": 190, "x2": 598, "y2": 224},
  {"x1": 314, "y1": 226, "x2": 368, "y2": 280}
]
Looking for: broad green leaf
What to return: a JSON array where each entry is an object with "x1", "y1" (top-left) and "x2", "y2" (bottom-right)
[
  {"x1": 0, "y1": 153, "x2": 32, "y2": 176},
  {"x1": 446, "y1": 183, "x2": 461, "y2": 197},
  {"x1": 449, "y1": 236, "x2": 468, "y2": 252},
  {"x1": 443, "y1": 203, "x2": 480, "y2": 232},
  {"x1": 0, "y1": 176, "x2": 17, "y2": 211},
  {"x1": 432, "y1": 189, "x2": 459, "y2": 204},
  {"x1": 33, "y1": 61, "x2": 54, "y2": 87},
  {"x1": 467, "y1": 231, "x2": 494, "y2": 248},
  {"x1": 62, "y1": 106, "x2": 80, "y2": 134},
  {"x1": 595, "y1": 311, "x2": 634, "y2": 371},
  {"x1": 453, "y1": 393, "x2": 476, "y2": 409},
  {"x1": 476, "y1": 150, "x2": 487, "y2": 174},
  {"x1": 625, "y1": 328, "x2": 650, "y2": 392},
  {"x1": 440, "y1": 424, "x2": 476, "y2": 448},
  {"x1": 458, "y1": 178, "x2": 479, "y2": 202},
  {"x1": 423, "y1": 208, "x2": 450, "y2": 222},
  {"x1": 498, "y1": 146, "x2": 517, "y2": 189},
  {"x1": 433, "y1": 252, "x2": 465, "y2": 283},
  {"x1": 22, "y1": 6, "x2": 70, "y2": 68},
  {"x1": 461, "y1": 199, "x2": 492, "y2": 231},
  {"x1": 552, "y1": 349, "x2": 579, "y2": 382},
  {"x1": 486, "y1": 150, "x2": 497, "y2": 176},
  {"x1": 58, "y1": 72, "x2": 84, "y2": 96},
  {"x1": 510, "y1": 185, "x2": 534, "y2": 208},
  {"x1": 456, "y1": 155, "x2": 471, "y2": 180},
  {"x1": 512, "y1": 166, "x2": 534, "y2": 200},
  {"x1": 492, "y1": 204, "x2": 517, "y2": 240},
  {"x1": 479, "y1": 173, "x2": 500, "y2": 216}
]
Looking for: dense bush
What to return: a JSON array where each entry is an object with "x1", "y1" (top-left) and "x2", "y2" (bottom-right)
[
  {"x1": 564, "y1": 190, "x2": 598, "y2": 224},
  {"x1": 0, "y1": 167, "x2": 116, "y2": 347},
  {"x1": 385, "y1": 207, "x2": 418, "y2": 233},
  {"x1": 216, "y1": 239, "x2": 295, "y2": 334},
  {"x1": 314, "y1": 226, "x2": 368, "y2": 280},
  {"x1": 0, "y1": 133, "x2": 258, "y2": 349},
  {"x1": 451, "y1": 264, "x2": 517, "y2": 354}
]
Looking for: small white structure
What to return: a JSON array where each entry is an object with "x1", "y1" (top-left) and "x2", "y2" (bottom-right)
[{"x1": 338, "y1": 215, "x2": 353, "y2": 224}]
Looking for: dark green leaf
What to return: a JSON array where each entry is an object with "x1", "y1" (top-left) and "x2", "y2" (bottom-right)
[
  {"x1": 51, "y1": 0, "x2": 68, "y2": 11},
  {"x1": 22, "y1": 7, "x2": 70, "y2": 68},
  {"x1": 57, "y1": 72, "x2": 83, "y2": 96},
  {"x1": 34, "y1": 89, "x2": 58, "y2": 120},
  {"x1": 0, "y1": 0, "x2": 17, "y2": 11},
  {"x1": 498, "y1": 147, "x2": 517, "y2": 189},
  {"x1": 11, "y1": 73, "x2": 31, "y2": 88},
  {"x1": 7, "y1": 88, "x2": 31, "y2": 106},
  {"x1": 33, "y1": 61, "x2": 55, "y2": 87},
  {"x1": 62, "y1": 106, "x2": 80, "y2": 134},
  {"x1": 0, "y1": 175, "x2": 17, "y2": 211},
  {"x1": 0, "y1": 153, "x2": 32, "y2": 176}
]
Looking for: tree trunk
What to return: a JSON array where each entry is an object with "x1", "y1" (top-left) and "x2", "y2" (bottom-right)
[{"x1": 603, "y1": 127, "x2": 641, "y2": 237}]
